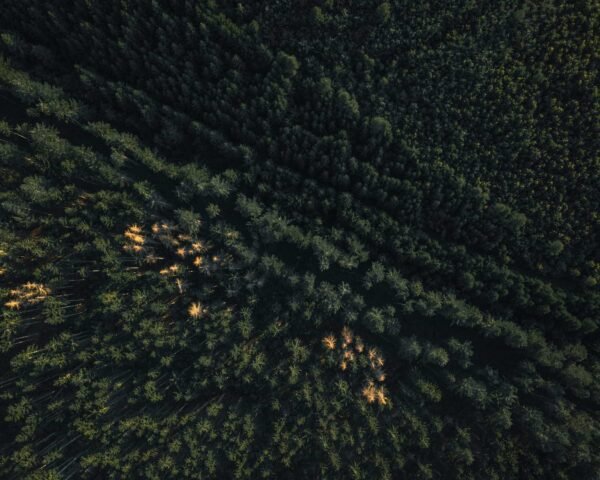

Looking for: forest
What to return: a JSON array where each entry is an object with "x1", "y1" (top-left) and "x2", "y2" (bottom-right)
[{"x1": 0, "y1": 1, "x2": 598, "y2": 479}]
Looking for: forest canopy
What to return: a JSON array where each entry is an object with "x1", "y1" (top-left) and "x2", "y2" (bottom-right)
[{"x1": 0, "y1": 1, "x2": 599, "y2": 479}]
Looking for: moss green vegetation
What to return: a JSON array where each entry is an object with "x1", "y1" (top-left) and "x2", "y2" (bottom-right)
[{"x1": 0, "y1": 1, "x2": 599, "y2": 479}]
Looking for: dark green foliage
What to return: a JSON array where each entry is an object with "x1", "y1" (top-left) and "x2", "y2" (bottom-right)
[
  {"x1": 375, "y1": 2, "x2": 392, "y2": 24},
  {"x1": 0, "y1": 1, "x2": 599, "y2": 479}
]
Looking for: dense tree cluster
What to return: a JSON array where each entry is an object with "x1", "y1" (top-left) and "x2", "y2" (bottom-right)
[{"x1": 0, "y1": 1, "x2": 598, "y2": 479}]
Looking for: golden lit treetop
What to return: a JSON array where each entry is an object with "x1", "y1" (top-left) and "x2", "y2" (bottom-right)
[
  {"x1": 322, "y1": 335, "x2": 336, "y2": 350},
  {"x1": 191, "y1": 241, "x2": 204, "y2": 252},
  {"x1": 188, "y1": 302, "x2": 203, "y2": 319},
  {"x1": 375, "y1": 387, "x2": 388, "y2": 406},
  {"x1": 5, "y1": 282, "x2": 51, "y2": 307},
  {"x1": 321, "y1": 326, "x2": 388, "y2": 406},
  {"x1": 4, "y1": 299, "x2": 21, "y2": 310},
  {"x1": 362, "y1": 382, "x2": 377, "y2": 404}
]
